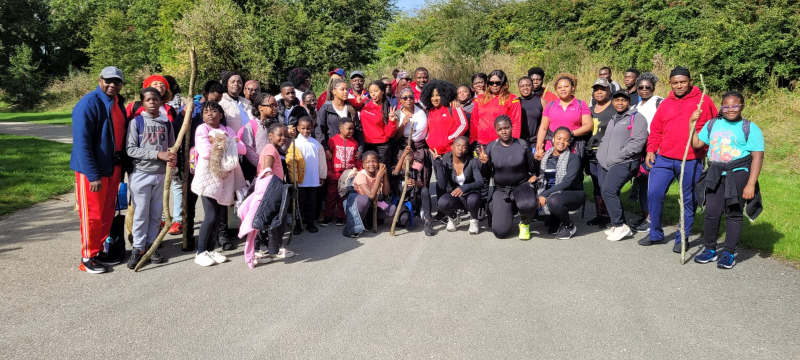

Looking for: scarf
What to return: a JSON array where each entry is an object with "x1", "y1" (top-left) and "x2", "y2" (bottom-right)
[{"x1": 535, "y1": 147, "x2": 571, "y2": 215}]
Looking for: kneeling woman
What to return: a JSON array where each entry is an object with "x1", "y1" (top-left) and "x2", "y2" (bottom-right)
[
  {"x1": 478, "y1": 115, "x2": 538, "y2": 239},
  {"x1": 434, "y1": 136, "x2": 484, "y2": 234},
  {"x1": 535, "y1": 127, "x2": 585, "y2": 240}
]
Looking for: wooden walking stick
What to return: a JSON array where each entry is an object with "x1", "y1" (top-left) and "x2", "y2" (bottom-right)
[
  {"x1": 679, "y1": 74, "x2": 706, "y2": 264},
  {"x1": 390, "y1": 122, "x2": 415, "y2": 236},
  {"x1": 181, "y1": 94, "x2": 192, "y2": 251},
  {"x1": 373, "y1": 181, "x2": 381, "y2": 233},
  {"x1": 135, "y1": 46, "x2": 196, "y2": 271}
]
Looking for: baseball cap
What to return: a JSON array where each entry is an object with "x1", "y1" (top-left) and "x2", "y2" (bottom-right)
[
  {"x1": 350, "y1": 70, "x2": 365, "y2": 79},
  {"x1": 328, "y1": 68, "x2": 346, "y2": 77},
  {"x1": 592, "y1": 78, "x2": 610, "y2": 88},
  {"x1": 611, "y1": 89, "x2": 630, "y2": 99},
  {"x1": 99, "y1": 66, "x2": 124, "y2": 82}
]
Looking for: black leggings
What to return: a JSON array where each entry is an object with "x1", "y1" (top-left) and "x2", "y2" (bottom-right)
[
  {"x1": 599, "y1": 161, "x2": 639, "y2": 226},
  {"x1": 365, "y1": 142, "x2": 393, "y2": 168},
  {"x1": 198, "y1": 196, "x2": 225, "y2": 254},
  {"x1": 703, "y1": 171, "x2": 748, "y2": 254},
  {"x1": 588, "y1": 162, "x2": 609, "y2": 218},
  {"x1": 438, "y1": 192, "x2": 482, "y2": 219},
  {"x1": 489, "y1": 183, "x2": 537, "y2": 238},
  {"x1": 545, "y1": 190, "x2": 586, "y2": 226}
]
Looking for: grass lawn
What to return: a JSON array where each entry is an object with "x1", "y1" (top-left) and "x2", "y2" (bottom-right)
[
  {"x1": 0, "y1": 111, "x2": 72, "y2": 125},
  {"x1": 0, "y1": 134, "x2": 74, "y2": 216}
]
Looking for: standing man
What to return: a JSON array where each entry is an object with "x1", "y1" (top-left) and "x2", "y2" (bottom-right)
[
  {"x1": 348, "y1": 70, "x2": 368, "y2": 110},
  {"x1": 639, "y1": 66, "x2": 718, "y2": 252},
  {"x1": 278, "y1": 82, "x2": 310, "y2": 128},
  {"x1": 599, "y1": 66, "x2": 621, "y2": 93},
  {"x1": 624, "y1": 68, "x2": 641, "y2": 104},
  {"x1": 411, "y1": 67, "x2": 430, "y2": 102},
  {"x1": 527, "y1": 67, "x2": 559, "y2": 104},
  {"x1": 71, "y1": 66, "x2": 128, "y2": 273}
]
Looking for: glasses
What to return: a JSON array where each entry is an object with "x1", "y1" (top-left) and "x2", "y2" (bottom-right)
[
  {"x1": 259, "y1": 103, "x2": 279, "y2": 108},
  {"x1": 102, "y1": 78, "x2": 123, "y2": 86},
  {"x1": 638, "y1": 85, "x2": 653, "y2": 90},
  {"x1": 488, "y1": 81, "x2": 503, "y2": 86},
  {"x1": 721, "y1": 104, "x2": 743, "y2": 111},
  {"x1": 400, "y1": 96, "x2": 415, "y2": 101}
]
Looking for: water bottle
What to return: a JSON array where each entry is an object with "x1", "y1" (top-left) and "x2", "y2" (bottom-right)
[{"x1": 103, "y1": 236, "x2": 113, "y2": 253}]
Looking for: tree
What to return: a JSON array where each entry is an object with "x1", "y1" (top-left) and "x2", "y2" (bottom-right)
[{"x1": 2, "y1": 45, "x2": 46, "y2": 108}]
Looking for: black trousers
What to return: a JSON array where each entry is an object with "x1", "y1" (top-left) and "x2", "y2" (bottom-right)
[
  {"x1": 599, "y1": 161, "x2": 639, "y2": 226},
  {"x1": 703, "y1": 170, "x2": 748, "y2": 254},
  {"x1": 546, "y1": 190, "x2": 586, "y2": 226},
  {"x1": 198, "y1": 196, "x2": 225, "y2": 254},
  {"x1": 635, "y1": 173, "x2": 648, "y2": 215},
  {"x1": 298, "y1": 187, "x2": 318, "y2": 225},
  {"x1": 588, "y1": 161, "x2": 610, "y2": 218},
  {"x1": 438, "y1": 192, "x2": 482, "y2": 219},
  {"x1": 489, "y1": 183, "x2": 537, "y2": 238},
  {"x1": 365, "y1": 142, "x2": 393, "y2": 168}
]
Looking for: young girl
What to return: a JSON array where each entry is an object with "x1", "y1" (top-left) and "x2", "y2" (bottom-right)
[
  {"x1": 191, "y1": 101, "x2": 246, "y2": 267},
  {"x1": 241, "y1": 93, "x2": 279, "y2": 181},
  {"x1": 349, "y1": 151, "x2": 391, "y2": 235}
]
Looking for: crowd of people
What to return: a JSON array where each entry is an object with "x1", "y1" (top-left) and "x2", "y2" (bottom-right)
[{"x1": 70, "y1": 64, "x2": 764, "y2": 273}]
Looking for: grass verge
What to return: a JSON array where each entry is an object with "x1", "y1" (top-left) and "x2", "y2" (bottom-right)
[
  {"x1": 0, "y1": 134, "x2": 74, "y2": 216},
  {"x1": 0, "y1": 111, "x2": 72, "y2": 125}
]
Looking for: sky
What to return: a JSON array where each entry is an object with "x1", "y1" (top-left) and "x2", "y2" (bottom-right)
[{"x1": 396, "y1": 0, "x2": 429, "y2": 13}]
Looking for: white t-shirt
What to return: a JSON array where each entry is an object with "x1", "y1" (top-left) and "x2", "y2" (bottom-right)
[
  {"x1": 633, "y1": 95, "x2": 664, "y2": 132},
  {"x1": 455, "y1": 173, "x2": 466, "y2": 186},
  {"x1": 333, "y1": 104, "x2": 348, "y2": 119},
  {"x1": 396, "y1": 105, "x2": 428, "y2": 142}
]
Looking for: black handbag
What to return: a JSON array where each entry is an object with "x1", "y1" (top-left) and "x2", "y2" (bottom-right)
[{"x1": 102, "y1": 187, "x2": 127, "y2": 262}]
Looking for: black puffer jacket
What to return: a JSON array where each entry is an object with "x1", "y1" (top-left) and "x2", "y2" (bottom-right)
[
  {"x1": 278, "y1": 98, "x2": 309, "y2": 127},
  {"x1": 253, "y1": 176, "x2": 292, "y2": 243}
]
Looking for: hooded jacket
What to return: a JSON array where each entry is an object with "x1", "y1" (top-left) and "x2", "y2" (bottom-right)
[
  {"x1": 470, "y1": 93, "x2": 522, "y2": 145},
  {"x1": 597, "y1": 108, "x2": 648, "y2": 170},
  {"x1": 316, "y1": 101, "x2": 364, "y2": 154},
  {"x1": 426, "y1": 105, "x2": 468, "y2": 154},
  {"x1": 278, "y1": 98, "x2": 309, "y2": 127},
  {"x1": 360, "y1": 99, "x2": 397, "y2": 144},
  {"x1": 70, "y1": 86, "x2": 127, "y2": 181},
  {"x1": 434, "y1": 152, "x2": 483, "y2": 195},
  {"x1": 647, "y1": 86, "x2": 717, "y2": 160},
  {"x1": 126, "y1": 111, "x2": 176, "y2": 174}
]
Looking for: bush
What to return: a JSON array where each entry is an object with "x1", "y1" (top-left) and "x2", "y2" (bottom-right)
[{"x1": 2, "y1": 45, "x2": 46, "y2": 109}]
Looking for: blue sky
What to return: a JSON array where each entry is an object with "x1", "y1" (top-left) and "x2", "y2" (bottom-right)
[{"x1": 396, "y1": 0, "x2": 428, "y2": 12}]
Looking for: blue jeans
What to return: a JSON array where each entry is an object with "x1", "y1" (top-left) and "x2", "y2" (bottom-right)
[{"x1": 647, "y1": 155, "x2": 702, "y2": 243}]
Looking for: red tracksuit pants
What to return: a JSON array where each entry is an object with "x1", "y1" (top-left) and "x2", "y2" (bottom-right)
[
  {"x1": 76, "y1": 166, "x2": 122, "y2": 264},
  {"x1": 324, "y1": 179, "x2": 345, "y2": 219}
]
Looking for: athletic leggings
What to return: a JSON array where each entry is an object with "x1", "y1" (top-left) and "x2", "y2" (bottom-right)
[
  {"x1": 635, "y1": 173, "x2": 648, "y2": 215},
  {"x1": 365, "y1": 142, "x2": 393, "y2": 168},
  {"x1": 545, "y1": 190, "x2": 586, "y2": 226},
  {"x1": 438, "y1": 192, "x2": 481, "y2": 219},
  {"x1": 588, "y1": 162, "x2": 610, "y2": 218},
  {"x1": 703, "y1": 171, "x2": 748, "y2": 254},
  {"x1": 599, "y1": 161, "x2": 639, "y2": 226},
  {"x1": 489, "y1": 183, "x2": 537, "y2": 238},
  {"x1": 198, "y1": 196, "x2": 226, "y2": 254}
]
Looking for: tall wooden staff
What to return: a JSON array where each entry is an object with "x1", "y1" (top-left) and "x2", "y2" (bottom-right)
[
  {"x1": 390, "y1": 121, "x2": 415, "y2": 236},
  {"x1": 679, "y1": 74, "x2": 706, "y2": 264},
  {"x1": 181, "y1": 71, "x2": 193, "y2": 250},
  {"x1": 135, "y1": 46, "x2": 196, "y2": 271}
]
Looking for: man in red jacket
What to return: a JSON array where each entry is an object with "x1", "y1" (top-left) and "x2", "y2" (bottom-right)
[
  {"x1": 410, "y1": 67, "x2": 430, "y2": 103},
  {"x1": 639, "y1": 66, "x2": 718, "y2": 252}
]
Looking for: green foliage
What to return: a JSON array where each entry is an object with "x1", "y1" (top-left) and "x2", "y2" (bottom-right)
[{"x1": 2, "y1": 45, "x2": 46, "y2": 109}]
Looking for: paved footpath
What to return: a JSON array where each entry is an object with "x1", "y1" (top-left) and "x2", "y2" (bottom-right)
[
  {"x1": 1, "y1": 124, "x2": 799, "y2": 358},
  {"x1": 0, "y1": 122, "x2": 73, "y2": 143}
]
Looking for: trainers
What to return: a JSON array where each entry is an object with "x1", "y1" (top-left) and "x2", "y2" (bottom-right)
[
  {"x1": 547, "y1": 222, "x2": 560, "y2": 235},
  {"x1": 694, "y1": 248, "x2": 718, "y2": 264},
  {"x1": 168, "y1": 222, "x2": 183, "y2": 235},
  {"x1": 468, "y1": 219, "x2": 479, "y2": 235},
  {"x1": 194, "y1": 251, "x2": 216, "y2": 267},
  {"x1": 336, "y1": 217, "x2": 346, "y2": 226},
  {"x1": 95, "y1": 252, "x2": 123, "y2": 266},
  {"x1": 398, "y1": 211, "x2": 410, "y2": 228},
  {"x1": 293, "y1": 225, "x2": 303, "y2": 235},
  {"x1": 80, "y1": 257, "x2": 108, "y2": 274},
  {"x1": 603, "y1": 227, "x2": 615, "y2": 236},
  {"x1": 424, "y1": 219, "x2": 437, "y2": 236},
  {"x1": 632, "y1": 218, "x2": 651, "y2": 233},
  {"x1": 673, "y1": 240, "x2": 689, "y2": 253},
  {"x1": 717, "y1": 252, "x2": 736, "y2": 269},
  {"x1": 555, "y1": 224, "x2": 577, "y2": 240},
  {"x1": 638, "y1": 236, "x2": 666, "y2": 246},
  {"x1": 150, "y1": 250, "x2": 164, "y2": 264},
  {"x1": 271, "y1": 248, "x2": 295, "y2": 259},
  {"x1": 446, "y1": 216, "x2": 460, "y2": 232},
  {"x1": 307, "y1": 223, "x2": 319, "y2": 233},
  {"x1": 127, "y1": 249, "x2": 146, "y2": 269},
  {"x1": 433, "y1": 212, "x2": 447, "y2": 223},
  {"x1": 606, "y1": 224, "x2": 633, "y2": 241},
  {"x1": 209, "y1": 251, "x2": 228, "y2": 263},
  {"x1": 320, "y1": 216, "x2": 333, "y2": 227},
  {"x1": 519, "y1": 223, "x2": 531, "y2": 240}
]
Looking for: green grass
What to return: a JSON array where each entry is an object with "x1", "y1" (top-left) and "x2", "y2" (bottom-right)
[
  {"x1": 0, "y1": 134, "x2": 74, "y2": 216},
  {"x1": 0, "y1": 111, "x2": 72, "y2": 125}
]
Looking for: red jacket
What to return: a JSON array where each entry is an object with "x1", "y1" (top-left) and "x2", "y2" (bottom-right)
[
  {"x1": 647, "y1": 86, "x2": 717, "y2": 160},
  {"x1": 470, "y1": 93, "x2": 521, "y2": 145},
  {"x1": 126, "y1": 102, "x2": 176, "y2": 122},
  {"x1": 326, "y1": 135, "x2": 362, "y2": 180},
  {"x1": 409, "y1": 82, "x2": 422, "y2": 102},
  {"x1": 347, "y1": 89, "x2": 368, "y2": 111},
  {"x1": 426, "y1": 105, "x2": 468, "y2": 154},
  {"x1": 360, "y1": 100, "x2": 397, "y2": 144},
  {"x1": 316, "y1": 92, "x2": 328, "y2": 112}
]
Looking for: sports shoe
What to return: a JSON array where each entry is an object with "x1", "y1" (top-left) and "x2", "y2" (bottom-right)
[
  {"x1": 293, "y1": 225, "x2": 303, "y2": 235},
  {"x1": 307, "y1": 223, "x2": 319, "y2": 233},
  {"x1": 547, "y1": 222, "x2": 560, "y2": 235},
  {"x1": 632, "y1": 218, "x2": 651, "y2": 233},
  {"x1": 194, "y1": 251, "x2": 216, "y2": 267},
  {"x1": 555, "y1": 224, "x2": 577, "y2": 240},
  {"x1": 446, "y1": 216, "x2": 460, "y2": 232},
  {"x1": 606, "y1": 224, "x2": 633, "y2": 241},
  {"x1": 168, "y1": 222, "x2": 183, "y2": 235},
  {"x1": 127, "y1": 249, "x2": 145, "y2": 269},
  {"x1": 694, "y1": 248, "x2": 718, "y2": 264},
  {"x1": 150, "y1": 250, "x2": 164, "y2": 264},
  {"x1": 95, "y1": 252, "x2": 123, "y2": 266},
  {"x1": 271, "y1": 248, "x2": 295, "y2": 259},
  {"x1": 519, "y1": 223, "x2": 531, "y2": 240},
  {"x1": 468, "y1": 219, "x2": 479, "y2": 235},
  {"x1": 717, "y1": 252, "x2": 736, "y2": 269},
  {"x1": 336, "y1": 217, "x2": 346, "y2": 226},
  {"x1": 638, "y1": 236, "x2": 666, "y2": 246},
  {"x1": 424, "y1": 219, "x2": 437, "y2": 236},
  {"x1": 603, "y1": 227, "x2": 615, "y2": 236},
  {"x1": 433, "y1": 212, "x2": 447, "y2": 223},
  {"x1": 320, "y1": 216, "x2": 334, "y2": 227},
  {"x1": 209, "y1": 251, "x2": 228, "y2": 263},
  {"x1": 673, "y1": 240, "x2": 689, "y2": 253},
  {"x1": 80, "y1": 257, "x2": 108, "y2": 274}
]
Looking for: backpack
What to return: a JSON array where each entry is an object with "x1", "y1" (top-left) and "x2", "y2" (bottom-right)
[
  {"x1": 705, "y1": 117, "x2": 751, "y2": 142},
  {"x1": 129, "y1": 114, "x2": 174, "y2": 173}
]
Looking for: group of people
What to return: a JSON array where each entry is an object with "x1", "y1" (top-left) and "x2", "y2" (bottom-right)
[{"x1": 70, "y1": 63, "x2": 764, "y2": 273}]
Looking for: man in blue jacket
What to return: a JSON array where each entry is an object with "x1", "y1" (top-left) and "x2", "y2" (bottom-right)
[{"x1": 71, "y1": 66, "x2": 128, "y2": 274}]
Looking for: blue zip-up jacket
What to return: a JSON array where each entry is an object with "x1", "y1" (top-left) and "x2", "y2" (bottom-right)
[{"x1": 70, "y1": 86, "x2": 127, "y2": 181}]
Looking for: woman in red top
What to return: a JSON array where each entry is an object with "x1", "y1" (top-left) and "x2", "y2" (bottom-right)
[
  {"x1": 360, "y1": 80, "x2": 398, "y2": 167},
  {"x1": 469, "y1": 70, "x2": 521, "y2": 147},
  {"x1": 125, "y1": 74, "x2": 177, "y2": 122},
  {"x1": 422, "y1": 80, "x2": 468, "y2": 155}
]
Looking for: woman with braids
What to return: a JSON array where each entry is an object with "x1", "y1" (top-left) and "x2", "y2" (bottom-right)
[
  {"x1": 240, "y1": 93, "x2": 279, "y2": 180},
  {"x1": 435, "y1": 136, "x2": 484, "y2": 235},
  {"x1": 360, "y1": 80, "x2": 398, "y2": 166},
  {"x1": 478, "y1": 115, "x2": 538, "y2": 240},
  {"x1": 317, "y1": 78, "x2": 364, "y2": 159},
  {"x1": 470, "y1": 70, "x2": 521, "y2": 148},
  {"x1": 534, "y1": 127, "x2": 585, "y2": 240},
  {"x1": 218, "y1": 70, "x2": 253, "y2": 133},
  {"x1": 535, "y1": 73, "x2": 592, "y2": 161},
  {"x1": 628, "y1": 72, "x2": 664, "y2": 232},
  {"x1": 471, "y1": 73, "x2": 488, "y2": 98}
]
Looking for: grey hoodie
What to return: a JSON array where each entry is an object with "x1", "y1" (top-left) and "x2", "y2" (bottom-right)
[
  {"x1": 126, "y1": 111, "x2": 176, "y2": 174},
  {"x1": 596, "y1": 108, "x2": 648, "y2": 170}
]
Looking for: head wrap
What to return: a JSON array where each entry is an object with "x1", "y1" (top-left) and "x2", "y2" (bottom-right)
[
  {"x1": 396, "y1": 71, "x2": 410, "y2": 81},
  {"x1": 398, "y1": 87, "x2": 414, "y2": 97},
  {"x1": 669, "y1": 66, "x2": 691, "y2": 79},
  {"x1": 245, "y1": 80, "x2": 259, "y2": 88},
  {"x1": 142, "y1": 75, "x2": 169, "y2": 91}
]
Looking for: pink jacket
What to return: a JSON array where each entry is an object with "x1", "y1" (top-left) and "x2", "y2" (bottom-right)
[{"x1": 191, "y1": 124, "x2": 247, "y2": 205}]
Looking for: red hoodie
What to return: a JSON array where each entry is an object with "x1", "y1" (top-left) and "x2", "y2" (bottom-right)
[
  {"x1": 470, "y1": 93, "x2": 522, "y2": 145},
  {"x1": 409, "y1": 82, "x2": 423, "y2": 102},
  {"x1": 426, "y1": 105, "x2": 468, "y2": 154},
  {"x1": 647, "y1": 86, "x2": 717, "y2": 160},
  {"x1": 360, "y1": 100, "x2": 397, "y2": 144},
  {"x1": 326, "y1": 135, "x2": 362, "y2": 180}
]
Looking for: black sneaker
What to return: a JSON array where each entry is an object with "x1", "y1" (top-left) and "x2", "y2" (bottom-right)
[
  {"x1": 221, "y1": 242, "x2": 236, "y2": 251},
  {"x1": 150, "y1": 250, "x2": 164, "y2": 264},
  {"x1": 127, "y1": 250, "x2": 146, "y2": 269},
  {"x1": 547, "y1": 221, "x2": 560, "y2": 235},
  {"x1": 80, "y1": 257, "x2": 108, "y2": 274},
  {"x1": 673, "y1": 240, "x2": 689, "y2": 253},
  {"x1": 632, "y1": 218, "x2": 651, "y2": 233},
  {"x1": 320, "y1": 216, "x2": 334, "y2": 227},
  {"x1": 424, "y1": 219, "x2": 437, "y2": 236},
  {"x1": 335, "y1": 217, "x2": 346, "y2": 226},
  {"x1": 433, "y1": 212, "x2": 447, "y2": 223},
  {"x1": 307, "y1": 223, "x2": 319, "y2": 233},
  {"x1": 555, "y1": 224, "x2": 577, "y2": 240},
  {"x1": 293, "y1": 225, "x2": 304, "y2": 235},
  {"x1": 95, "y1": 252, "x2": 123, "y2": 266},
  {"x1": 638, "y1": 236, "x2": 666, "y2": 246}
]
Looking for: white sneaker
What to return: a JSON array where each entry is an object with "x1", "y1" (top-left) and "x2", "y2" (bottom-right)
[
  {"x1": 194, "y1": 251, "x2": 216, "y2": 267},
  {"x1": 607, "y1": 224, "x2": 633, "y2": 241},
  {"x1": 604, "y1": 227, "x2": 615, "y2": 236},
  {"x1": 271, "y1": 248, "x2": 295, "y2": 259},
  {"x1": 446, "y1": 217, "x2": 460, "y2": 232},
  {"x1": 468, "y1": 219, "x2": 479, "y2": 235},
  {"x1": 210, "y1": 251, "x2": 228, "y2": 263}
]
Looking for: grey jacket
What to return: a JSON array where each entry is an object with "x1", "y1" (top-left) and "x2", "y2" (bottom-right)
[
  {"x1": 126, "y1": 111, "x2": 175, "y2": 174},
  {"x1": 596, "y1": 108, "x2": 648, "y2": 170}
]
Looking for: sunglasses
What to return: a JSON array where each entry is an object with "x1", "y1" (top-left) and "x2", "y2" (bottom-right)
[
  {"x1": 720, "y1": 104, "x2": 743, "y2": 111},
  {"x1": 488, "y1": 81, "x2": 503, "y2": 86},
  {"x1": 259, "y1": 103, "x2": 279, "y2": 108},
  {"x1": 638, "y1": 85, "x2": 653, "y2": 90},
  {"x1": 102, "y1": 78, "x2": 123, "y2": 86},
  {"x1": 400, "y1": 96, "x2": 415, "y2": 101}
]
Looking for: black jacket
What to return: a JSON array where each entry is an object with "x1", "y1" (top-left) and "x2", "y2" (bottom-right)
[
  {"x1": 697, "y1": 155, "x2": 763, "y2": 220},
  {"x1": 253, "y1": 176, "x2": 292, "y2": 243},
  {"x1": 315, "y1": 101, "x2": 363, "y2": 153},
  {"x1": 434, "y1": 152, "x2": 484, "y2": 195},
  {"x1": 278, "y1": 98, "x2": 309, "y2": 127}
]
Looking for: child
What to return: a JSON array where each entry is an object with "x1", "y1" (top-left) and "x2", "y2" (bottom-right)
[
  {"x1": 392, "y1": 144, "x2": 435, "y2": 236},
  {"x1": 255, "y1": 123, "x2": 294, "y2": 260},
  {"x1": 690, "y1": 91, "x2": 764, "y2": 269},
  {"x1": 291, "y1": 116, "x2": 327, "y2": 235},
  {"x1": 322, "y1": 118, "x2": 361, "y2": 226},
  {"x1": 191, "y1": 101, "x2": 246, "y2": 267},
  {"x1": 348, "y1": 151, "x2": 392, "y2": 236},
  {"x1": 125, "y1": 87, "x2": 176, "y2": 269}
]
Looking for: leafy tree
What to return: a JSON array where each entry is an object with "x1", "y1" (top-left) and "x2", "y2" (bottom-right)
[{"x1": 2, "y1": 45, "x2": 46, "y2": 108}]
